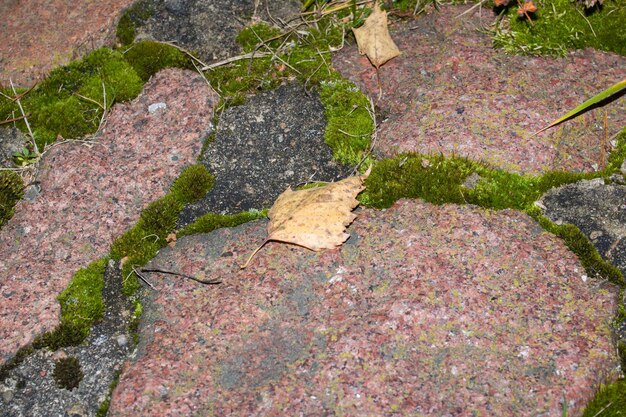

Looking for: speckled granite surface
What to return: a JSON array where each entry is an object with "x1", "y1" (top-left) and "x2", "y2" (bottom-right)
[
  {"x1": 109, "y1": 200, "x2": 619, "y2": 417},
  {"x1": 0, "y1": 68, "x2": 217, "y2": 365},
  {"x1": 333, "y1": 5, "x2": 626, "y2": 174},
  {"x1": 0, "y1": 0, "x2": 134, "y2": 87}
]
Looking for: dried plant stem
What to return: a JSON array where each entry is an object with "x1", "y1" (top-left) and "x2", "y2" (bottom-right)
[
  {"x1": 9, "y1": 79, "x2": 38, "y2": 155},
  {"x1": 141, "y1": 268, "x2": 221, "y2": 285},
  {"x1": 201, "y1": 51, "x2": 271, "y2": 71},
  {"x1": 0, "y1": 114, "x2": 29, "y2": 125}
]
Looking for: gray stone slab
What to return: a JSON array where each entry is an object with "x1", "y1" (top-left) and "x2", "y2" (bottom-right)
[
  {"x1": 539, "y1": 178, "x2": 626, "y2": 276},
  {"x1": 131, "y1": 0, "x2": 301, "y2": 63},
  {"x1": 178, "y1": 82, "x2": 346, "y2": 225}
]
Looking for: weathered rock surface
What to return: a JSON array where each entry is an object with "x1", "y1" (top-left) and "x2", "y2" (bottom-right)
[
  {"x1": 179, "y1": 82, "x2": 346, "y2": 224},
  {"x1": 0, "y1": 128, "x2": 27, "y2": 168},
  {"x1": 0, "y1": 0, "x2": 135, "y2": 86},
  {"x1": 131, "y1": 0, "x2": 301, "y2": 64},
  {"x1": 539, "y1": 178, "x2": 626, "y2": 276},
  {"x1": 111, "y1": 200, "x2": 618, "y2": 416},
  {"x1": 333, "y1": 5, "x2": 626, "y2": 174},
  {"x1": 0, "y1": 68, "x2": 217, "y2": 365},
  {"x1": 0, "y1": 260, "x2": 133, "y2": 417}
]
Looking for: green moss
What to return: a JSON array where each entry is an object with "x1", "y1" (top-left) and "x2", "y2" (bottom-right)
[
  {"x1": 0, "y1": 48, "x2": 143, "y2": 149},
  {"x1": 236, "y1": 23, "x2": 284, "y2": 53},
  {"x1": 582, "y1": 379, "x2": 626, "y2": 416},
  {"x1": 33, "y1": 259, "x2": 107, "y2": 350},
  {"x1": 319, "y1": 77, "x2": 374, "y2": 165},
  {"x1": 178, "y1": 209, "x2": 267, "y2": 237},
  {"x1": 0, "y1": 171, "x2": 24, "y2": 228},
  {"x1": 493, "y1": 0, "x2": 626, "y2": 56},
  {"x1": 111, "y1": 164, "x2": 215, "y2": 295},
  {"x1": 139, "y1": 195, "x2": 183, "y2": 238},
  {"x1": 170, "y1": 164, "x2": 214, "y2": 203},
  {"x1": 123, "y1": 41, "x2": 193, "y2": 82},
  {"x1": 116, "y1": 0, "x2": 155, "y2": 46},
  {"x1": 527, "y1": 206, "x2": 624, "y2": 285},
  {"x1": 359, "y1": 155, "x2": 479, "y2": 208},
  {"x1": 52, "y1": 356, "x2": 83, "y2": 390}
]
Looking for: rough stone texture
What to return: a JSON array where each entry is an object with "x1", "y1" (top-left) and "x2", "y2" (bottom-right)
[
  {"x1": 333, "y1": 5, "x2": 626, "y2": 174},
  {"x1": 0, "y1": 0, "x2": 135, "y2": 87},
  {"x1": 0, "y1": 260, "x2": 134, "y2": 416},
  {"x1": 0, "y1": 68, "x2": 217, "y2": 365},
  {"x1": 0, "y1": 127, "x2": 27, "y2": 168},
  {"x1": 179, "y1": 82, "x2": 346, "y2": 224},
  {"x1": 539, "y1": 178, "x2": 626, "y2": 276},
  {"x1": 110, "y1": 200, "x2": 618, "y2": 417},
  {"x1": 132, "y1": 0, "x2": 302, "y2": 64}
]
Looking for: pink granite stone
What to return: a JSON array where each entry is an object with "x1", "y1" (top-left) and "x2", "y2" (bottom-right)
[
  {"x1": 109, "y1": 200, "x2": 619, "y2": 416},
  {"x1": 333, "y1": 5, "x2": 626, "y2": 174},
  {"x1": 0, "y1": 68, "x2": 218, "y2": 365},
  {"x1": 0, "y1": 0, "x2": 135, "y2": 87}
]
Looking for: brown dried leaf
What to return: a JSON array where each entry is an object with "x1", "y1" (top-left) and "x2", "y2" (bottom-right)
[
  {"x1": 166, "y1": 232, "x2": 177, "y2": 248},
  {"x1": 352, "y1": 2, "x2": 401, "y2": 68},
  {"x1": 241, "y1": 168, "x2": 370, "y2": 268}
]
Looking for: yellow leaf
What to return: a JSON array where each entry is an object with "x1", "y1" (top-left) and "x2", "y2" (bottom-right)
[
  {"x1": 241, "y1": 168, "x2": 371, "y2": 268},
  {"x1": 352, "y1": 2, "x2": 401, "y2": 68}
]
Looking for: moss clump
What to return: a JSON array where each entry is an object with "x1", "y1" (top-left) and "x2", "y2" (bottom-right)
[
  {"x1": 178, "y1": 209, "x2": 267, "y2": 237},
  {"x1": 582, "y1": 379, "x2": 626, "y2": 416},
  {"x1": 111, "y1": 164, "x2": 214, "y2": 294},
  {"x1": 359, "y1": 155, "x2": 479, "y2": 208},
  {"x1": 236, "y1": 23, "x2": 284, "y2": 53},
  {"x1": 170, "y1": 164, "x2": 214, "y2": 203},
  {"x1": 53, "y1": 356, "x2": 83, "y2": 390},
  {"x1": 360, "y1": 154, "x2": 602, "y2": 210},
  {"x1": 0, "y1": 171, "x2": 24, "y2": 228},
  {"x1": 116, "y1": 0, "x2": 155, "y2": 46},
  {"x1": 494, "y1": 0, "x2": 626, "y2": 56},
  {"x1": 123, "y1": 40, "x2": 193, "y2": 82},
  {"x1": 0, "y1": 48, "x2": 143, "y2": 149},
  {"x1": 319, "y1": 78, "x2": 374, "y2": 165},
  {"x1": 33, "y1": 259, "x2": 107, "y2": 350}
]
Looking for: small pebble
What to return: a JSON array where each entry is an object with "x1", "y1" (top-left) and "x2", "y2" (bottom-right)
[
  {"x1": 148, "y1": 102, "x2": 167, "y2": 114},
  {"x1": 116, "y1": 335, "x2": 128, "y2": 347}
]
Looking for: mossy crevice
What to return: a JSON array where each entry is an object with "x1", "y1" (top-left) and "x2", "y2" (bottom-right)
[
  {"x1": 110, "y1": 164, "x2": 214, "y2": 294},
  {"x1": 32, "y1": 259, "x2": 107, "y2": 350},
  {"x1": 0, "y1": 171, "x2": 25, "y2": 229}
]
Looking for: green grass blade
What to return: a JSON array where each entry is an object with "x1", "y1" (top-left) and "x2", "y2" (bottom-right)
[{"x1": 535, "y1": 78, "x2": 626, "y2": 135}]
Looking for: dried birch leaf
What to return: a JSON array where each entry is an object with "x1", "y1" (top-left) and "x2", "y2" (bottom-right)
[
  {"x1": 352, "y1": 2, "x2": 401, "y2": 68},
  {"x1": 241, "y1": 168, "x2": 371, "y2": 268}
]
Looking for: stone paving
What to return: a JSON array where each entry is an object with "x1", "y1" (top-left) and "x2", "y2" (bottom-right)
[{"x1": 1, "y1": 2, "x2": 625, "y2": 416}]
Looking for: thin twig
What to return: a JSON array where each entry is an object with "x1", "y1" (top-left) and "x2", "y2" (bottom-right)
[
  {"x1": 455, "y1": 0, "x2": 487, "y2": 18},
  {"x1": 591, "y1": 401, "x2": 613, "y2": 417},
  {"x1": 350, "y1": 94, "x2": 379, "y2": 176},
  {"x1": 576, "y1": 7, "x2": 597, "y2": 37},
  {"x1": 250, "y1": 26, "x2": 301, "y2": 74},
  {"x1": 132, "y1": 265, "x2": 158, "y2": 290},
  {"x1": 201, "y1": 51, "x2": 271, "y2": 71},
  {"x1": 0, "y1": 114, "x2": 29, "y2": 125},
  {"x1": 73, "y1": 92, "x2": 105, "y2": 110},
  {"x1": 140, "y1": 268, "x2": 222, "y2": 285},
  {"x1": 9, "y1": 79, "x2": 38, "y2": 155}
]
